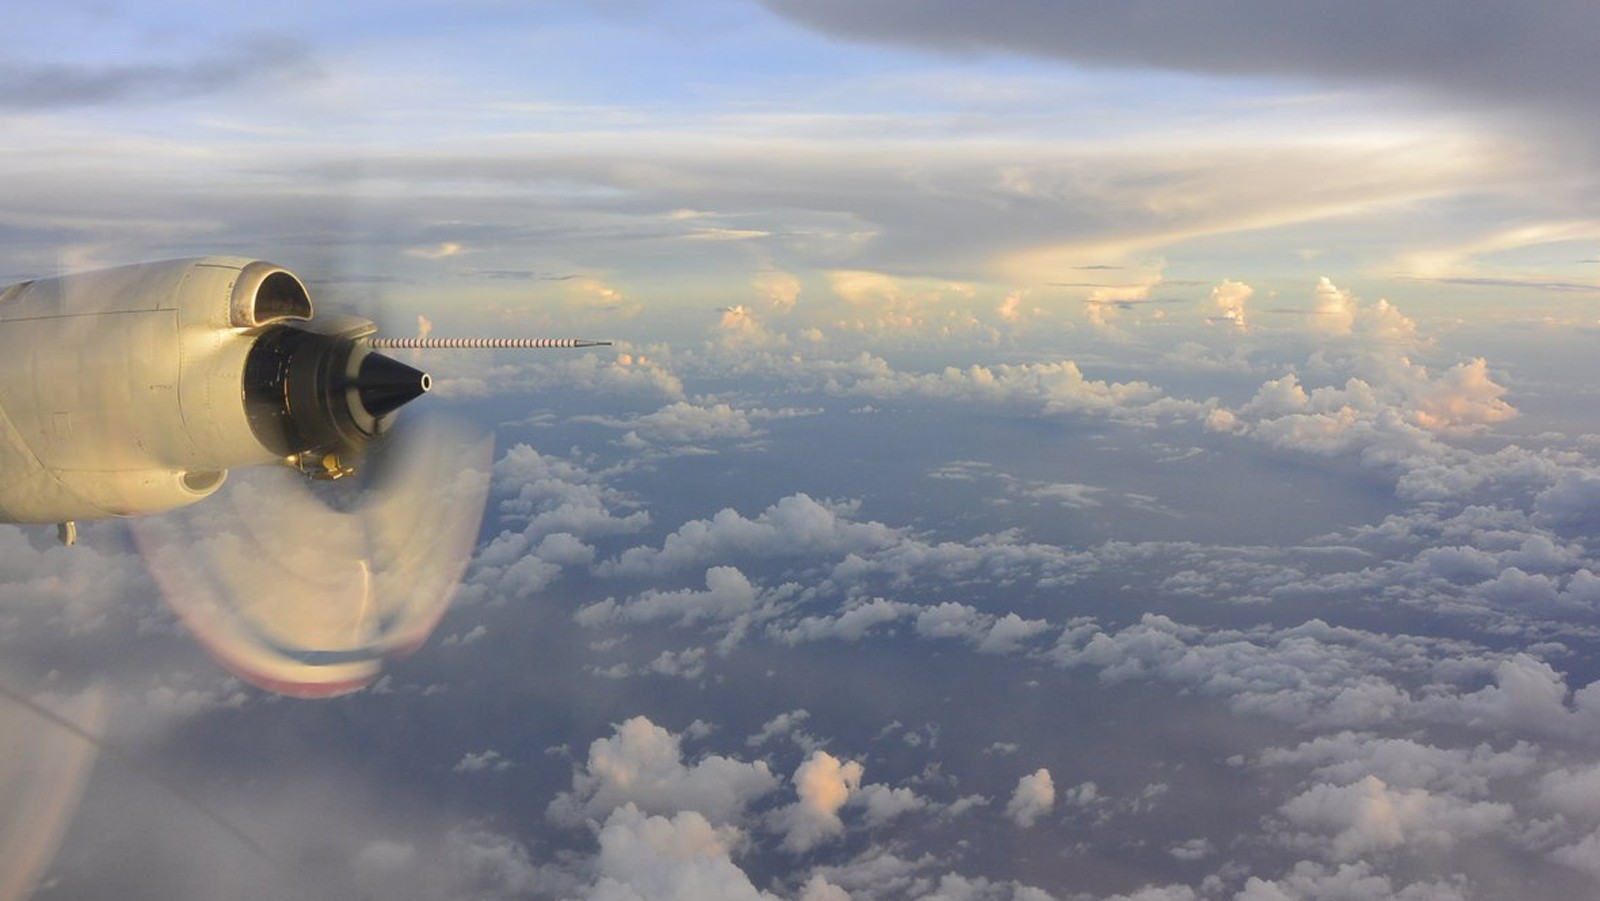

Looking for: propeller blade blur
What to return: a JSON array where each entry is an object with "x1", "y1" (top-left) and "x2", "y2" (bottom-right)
[
  {"x1": 131, "y1": 415, "x2": 492, "y2": 698},
  {"x1": 0, "y1": 681, "x2": 105, "y2": 901}
]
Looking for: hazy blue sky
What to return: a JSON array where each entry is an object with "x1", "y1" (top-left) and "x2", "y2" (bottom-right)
[
  {"x1": 7, "y1": 0, "x2": 1600, "y2": 322},
  {"x1": 8, "y1": 3, "x2": 1600, "y2": 900}
]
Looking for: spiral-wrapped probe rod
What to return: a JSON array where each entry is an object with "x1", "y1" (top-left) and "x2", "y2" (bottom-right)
[{"x1": 367, "y1": 337, "x2": 612, "y2": 349}]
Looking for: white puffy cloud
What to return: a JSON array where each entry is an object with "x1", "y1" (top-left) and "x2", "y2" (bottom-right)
[
  {"x1": 346, "y1": 824, "x2": 574, "y2": 901},
  {"x1": 976, "y1": 612, "x2": 1053, "y2": 655},
  {"x1": 1408, "y1": 358, "x2": 1516, "y2": 432},
  {"x1": 583, "y1": 401, "x2": 762, "y2": 447},
  {"x1": 845, "y1": 358, "x2": 1195, "y2": 424},
  {"x1": 1100, "y1": 887, "x2": 1197, "y2": 901},
  {"x1": 1050, "y1": 612, "x2": 1600, "y2": 742},
  {"x1": 1305, "y1": 278, "x2": 1417, "y2": 343},
  {"x1": 535, "y1": 532, "x2": 598, "y2": 567},
  {"x1": 491, "y1": 444, "x2": 650, "y2": 538},
  {"x1": 549, "y1": 716, "x2": 779, "y2": 827},
  {"x1": 1309, "y1": 277, "x2": 1358, "y2": 335},
  {"x1": 773, "y1": 750, "x2": 863, "y2": 853},
  {"x1": 1278, "y1": 775, "x2": 1513, "y2": 860},
  {"x1": 1534, "y1": 470, "x2": 1600, "y2": 533},
  {"x1": 1211, "y1": 278, "x2": 1252, "y2": 329},
  {"x1": 1439, "y1": 653, "x2": 1600, "y2": 738},
  {"x1": 1235, "y1": 860, "x2": 1469, "y2": 901},
  {"x1": 577, "y1": 566, "x2": 780, "y2": 628},
  {"x1": 1063, "y1": 781, "x2": 1101, "y2": 809},
  {"x1": 464, "y1": 445, "x2": 649, "y2": 602},
  {"x1": 914, "y1": 602, "x2": 991, "y2": 641},
  {"x1": 603, "y1": 493, "x2": 901, "y2": 577},
  {"x1": 818, "y1": 270, "x2": 1001, "y2": 339},
  {"x1": 1257, "y1": 732, "x2": 1537, "y2": 797},
  {"x1": 1218, "y1": 351, "x2": 1519, "y2": 507},
  {"x1": 0, "y1": 523, "x2": 154, "y2": 644},
  {"x1": 1054, "y1": 614, "x2": 1416, "y2": 724},
  {"x1": 797, "y1": 874, "x2": 852, "y2": 901},
  {"x1": 583, "y1": 804, "x2": 779, "y2": 901},
  {"x1": 752, "y1": 269, "x2": 801, "y2": 314},
  {"x1": 1166, "y1": 838, "x2": 1213, "y2": 861},
  {"x1": 452, "y1": 749, "x2": 513, "y2": 774},
  {"x1": 1538, "y1": 763, "x2": 1600, "y2": 825},
  {"x1": 1548, "y1": 829, "x2": 1600, "y2": 883},
  {"x1": 1005, "y1": 768, "x2": 1055, "y2": 828},
  {"x1": 851, "y1": 784, "x2": 927, "y2": 827},
  {"x1": 768, "y1": 597, "x2": 918, "y2": 645},
  {"x1": 910, "y1": 603, "x2": 1052, "y2": 655},
  {"x1": 746, "y1": 709, "x2": 816, "y2": 750}
]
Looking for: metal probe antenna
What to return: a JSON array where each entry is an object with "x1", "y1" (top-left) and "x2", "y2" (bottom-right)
[{"x1": 367, "y1": 337, "x2": 612, "y2": 349}]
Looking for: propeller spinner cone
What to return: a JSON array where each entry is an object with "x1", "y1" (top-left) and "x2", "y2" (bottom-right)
[
  {"x1": 243, "y1": 324, "x2": 433, "y2": 464},
  {"x1": 354, "y1": 351, "x2": 431, "y2": 418}
]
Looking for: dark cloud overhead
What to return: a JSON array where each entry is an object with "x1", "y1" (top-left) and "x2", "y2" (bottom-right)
[{"x1": 761, "y1": 0, "x2": 1600, "y2": 108}]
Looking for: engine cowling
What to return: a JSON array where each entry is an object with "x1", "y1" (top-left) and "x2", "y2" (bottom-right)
[{"x1": 0, "y1": 257, "x2": 429, "y2": 521}]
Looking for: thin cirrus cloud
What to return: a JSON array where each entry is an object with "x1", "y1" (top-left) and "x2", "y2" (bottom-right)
[{"x1": 0, "y1": 37, "x2": 317, "y2": 110}]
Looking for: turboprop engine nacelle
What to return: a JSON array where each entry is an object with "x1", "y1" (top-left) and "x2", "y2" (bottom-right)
[{"x1": 0, "y1": 256, "x2": 429, "y2": 523}]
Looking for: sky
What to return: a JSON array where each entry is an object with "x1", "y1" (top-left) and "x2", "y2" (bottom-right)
[{"x1": 7, "y1": 2, "x2": 1600, "y2": 899}]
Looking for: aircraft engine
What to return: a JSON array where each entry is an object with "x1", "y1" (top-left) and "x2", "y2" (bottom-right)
[{"x1": 0, "y1": 257, "x2": 429, "y2": 522}]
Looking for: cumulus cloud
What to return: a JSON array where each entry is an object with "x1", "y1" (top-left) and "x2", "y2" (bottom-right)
[
  {"x1": 602, "y1": 493, "x2": 901, "y2": 578},
  {"x1": 746, "y1": 709, "x2": 816, "y2": 750},
  {"x1": 768, "y1": 597, "x2": 917, "y2": 645},
  {"x1": 851, "y1": 783, "x2": 926, "y2": 827},
  {"x1": 1537, "y1": 763, "x2": 1600, "y2": 825},
  {"x1": 1210, "y1": 278, "x2": 1252, "y2": 329},
  {"x1": 549, "y1": 717, "x2": 779, "y2": 827},
  {"x1": 845, "y1": 357, "x2": 1192, "y2": 424},
  {"x1": 1408, "y1": 358, "x2": 1516, "y2": 432},
  {"x1": 976, "y1": 612, "x2": 1053, "y2": 655},
  {"x1": 913, "y1": 602, "x2": 990, "y2": 642},
  {"x1": 772, "y1": 751, "x2": 863, "y2": 853},
  {"x1": 452, "y1": 749, "x2": 513, "y2": 774},
  {"x1": 1099, "y1": 887, "x2": 1198, "y2": 901},
  {"x1": 727, "y1": 308, "x2": 780, "y2": 344},
  {"x1": 583, "y1": 804, "x2": 779, "y2": 901},
  {"x1": 464, "y1": 444, "x2": 648, "y2": 602},
  {"x1": 1257, "y1": 732, "x2": 1537, "y2": 797},
  {"x1": 1235, "y1": 860, "x2": 1470, "y2": 901},
  {"x1": 490, "y1": 444, "x2": 650, "y2": 539},
  {"x1": 576, "y1": 566, "x2": 790, "y2": 630},
  {"x1": 1549, "y1": 830, "x2": 1600, "y2": 883},
  {"x1": 1005, "y1": 768, "x2": 1055, "y2": 828},
  {"x1": 1049, "y1": 612, "x2": 1600, "y2": 734},
  {"x1": 1222, "y1": 349, "x2": 1517, "y2": 492},
  {"x1": 1534, "y1": 470, "x2": 1600, "y2": 533},
  {"x1": 1441, "y1": 653, "x2": 1600, "y2": 739},
  {"x1": 586, "y1": 402, "x2": 760, "y2": 447},
  {"x1": 1308, "y1": 277, "x2": 1358, "y2": 336},
  {"x1": 1278, "y1": 775, "x2": 1513, "y2": 860},
  {"x1": 753, "y1": 269, "x2": 802, "y2": 314},
  {"x1": 1299, "y1": 278, "x2": 1418, "y2": 343},
  {"x1": 910, "y1": 603, "x2": 1051, "y2": 655}
]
